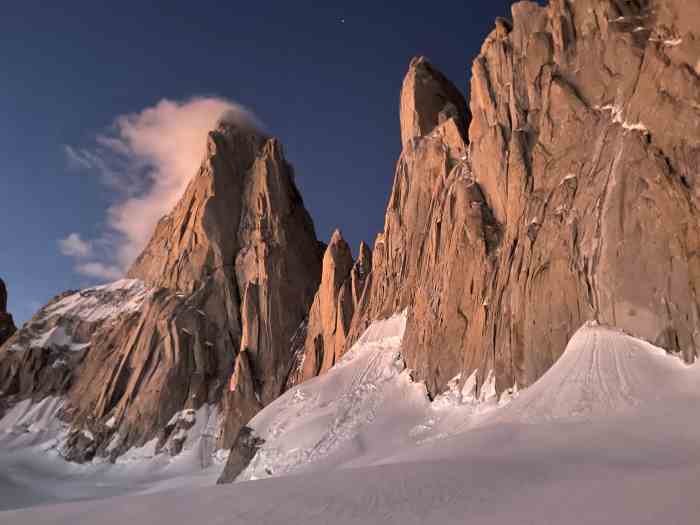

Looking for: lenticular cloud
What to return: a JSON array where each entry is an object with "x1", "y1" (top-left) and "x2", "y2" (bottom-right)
[{"x1": 61, "y1": 97, "x2": 261, "y2": 281}]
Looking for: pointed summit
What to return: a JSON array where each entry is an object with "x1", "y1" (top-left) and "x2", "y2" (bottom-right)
[
  {"x1": 350, "y1": 241, "x2": 372, "y2": 307},
  {"x1": 320, "y1": 229, "x2": 353, "y2": 334},
  {"x1": 400, "y1": 56, "x2": 469, "y2": 148},
  {"x1": 126, "y1": 123, "x2": 267, "y2": 290},
  {"x1": 0, "y1": 123, "x2": 323, "y2": 462},
  {"x1": 293, "y1": 228, "x2": 355, "y2": 381},
  {"x1": 330, "y1": 228, "x2": 344, "y2": 244}
]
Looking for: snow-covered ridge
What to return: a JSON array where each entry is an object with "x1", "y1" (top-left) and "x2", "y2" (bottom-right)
[
  {"x1": 239, "y1": 312, "x2": 412, "y2": 480},
  {"x1": 8, "y1": 279, "x2": 152, "y2": 353},
  {"x1": 39, "y1": 279, "x2": 152, "y2": 324}
]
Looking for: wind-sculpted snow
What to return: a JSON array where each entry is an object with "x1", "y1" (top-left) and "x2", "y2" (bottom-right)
[{"x1": 2, "y1": 320, "x2": 699, "y2": 523}]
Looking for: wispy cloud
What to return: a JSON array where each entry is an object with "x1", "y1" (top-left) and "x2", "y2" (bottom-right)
[
  {"x1": 61, "y1": 97, "x2": 261, "y2": 282},
  {"x1": 74, "y1": 262, "x2": 123, "y2": 281},
  {"x1": 58, "y1": 233, "x2": 92, "y2": 258}
]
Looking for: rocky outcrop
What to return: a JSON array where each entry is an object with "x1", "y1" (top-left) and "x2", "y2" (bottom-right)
[
  {"x1": 216, "y1": 426, "x2": 264, "y2": 484},
  {"x1": 346, "y1": 57, "x2": 478, "y2": 395},
  {"x1": 0, "y1": 278, "x2": 16, "y2": 348},
  {"x1": 350, "y1": 0, "x2": 700, "y2": 397},
  {"x1": 291, "y1": 230, "x2": 356, "y2": 382},
  {"x1": 400, "y1": 56, "x2": 470, "y2": 149},
  {"x1": 0, "y1": 122, "x2": 323, "y2": 462},
  {"x1": 350, "y1": 241, "x2": 372, "y2": 308}
]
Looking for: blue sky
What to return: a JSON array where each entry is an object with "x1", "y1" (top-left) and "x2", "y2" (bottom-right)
[{"x1": 1, "y1": 1, "x2": 519, "y2": 323}]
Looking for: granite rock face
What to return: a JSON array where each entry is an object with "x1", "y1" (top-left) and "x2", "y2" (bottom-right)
[
  {"x1": 216, "y1": 426, "x2": 264, "y2": 484},
  {"x1": 0, "y1": 123, "x2": 323, "y2": 462},
  {"x1": 351, "y1": 0, "x2": 700, "y2": 397},
  {"x1": 0, "y1": 278, "x2": 16, "y2": 348},
  {"x1": 291, "y1": 230, "x2": 357, "y2": 382},
  {"x1": 400, "y1": 56, "x2": 470, "y2": 149},
  {"x1": 346, "y1": 57, "x2": 479, "y2": 395}
]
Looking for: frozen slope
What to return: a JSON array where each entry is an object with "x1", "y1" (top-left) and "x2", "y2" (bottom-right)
[
  {"x1": 496, "y1": 322, "x2": 694, "y2": 423},
  {"x1": 236, "y1": 318, "x2": 700, "y2": 480},
  {"x1": 237, "y1": 311, "x2": 435, "y2": 479},
  {"x1": 0, "y1": 398, "x2": 226, "y2": 511},
  {"x1": 2, "y1": 321, "x2": 700, "y2": 524}
]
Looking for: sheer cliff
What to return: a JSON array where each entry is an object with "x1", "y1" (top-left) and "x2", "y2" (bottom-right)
[
  {"x1": 0, "y1": 123, "x2": 323, "y2": 461},
  {"x1": 348, "y1": 0, "x2": 700, "y2": 397}
]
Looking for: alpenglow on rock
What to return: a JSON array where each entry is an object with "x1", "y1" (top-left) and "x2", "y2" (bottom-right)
[
  {"x1": 0, "y1": 122, "x2": 323, "y2": 462},
  {"x1": 288, "y1": 230, "x2": 373, "y2": 384},
  {"x1": 0, "y1": 278, "x2": 16, "y2": 348},
  {"x1": 400, "y1": 56, "x2": 470, "y2": 149},
  {"x1": 348, "y1": 0, "x2": 700, "y2": 397}
]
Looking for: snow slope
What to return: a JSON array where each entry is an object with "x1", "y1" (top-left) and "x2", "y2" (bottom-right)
[
  {"x1": 1, "y1": 318, "x2": 699, "y2": 523},
  {"x1": 0, "y1": 398, "x2": 227, "y2": 511},
  {"x1": 232, "y1": 317, "x2": 700, "y2": 483}
]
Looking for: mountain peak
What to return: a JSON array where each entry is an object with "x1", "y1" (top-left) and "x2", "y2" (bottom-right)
[
  {"x1": 330, "y1": 228, "x2": 345, "y2": 245},
  {"x1": 400, "y1": 56, "x2": 469, "y2": 148},
  {"x1": 0, "y1": 125, "x2": 323, "y2": 462}
]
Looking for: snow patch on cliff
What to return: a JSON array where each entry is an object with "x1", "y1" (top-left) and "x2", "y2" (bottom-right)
[
  {"x1": 596, "y1": 104, "x2": 649, "y2": 135},
  {"x1": 43, "y1": 279, "x2": 152, "y2": 322},
  {"x1": 8, "y1": 279, "x2": 153, "y2": 355}
]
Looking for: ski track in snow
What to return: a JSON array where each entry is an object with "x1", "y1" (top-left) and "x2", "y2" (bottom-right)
[
  {"x1": 497, "y1": 323, "x2": 682, "y2": 424},
  {"x1": 1, "y1": 314, "x2": 699, "y2": 523}
]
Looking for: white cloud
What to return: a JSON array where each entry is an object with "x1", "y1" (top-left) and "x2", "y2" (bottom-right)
[
  {"x1": 61, "y1": 97, "x2": 261, "y2": 282},
  {"x1": 75, "y1": 262, "x2": 124, "y2": 281},
  {"x1": 58, "y1": 233, "x2": 92, "y2": 258}
]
